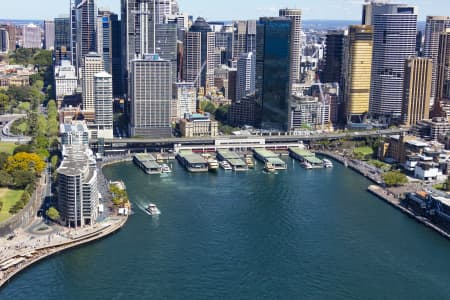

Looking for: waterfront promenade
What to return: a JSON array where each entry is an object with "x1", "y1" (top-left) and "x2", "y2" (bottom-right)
[{"x1": 0, "y1": 215, "x2": 128, "y2": 288}]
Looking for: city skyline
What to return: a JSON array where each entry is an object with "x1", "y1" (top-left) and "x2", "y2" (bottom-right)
[{"x1": 1, "y1": 0, "x2": 448, "y2": 21}]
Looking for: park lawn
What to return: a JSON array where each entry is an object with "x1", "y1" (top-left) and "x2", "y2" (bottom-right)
[
  {"x1": 354, "y1": 146, "x2": 374, "y2": 156},
  {"x1": 0, "y1": 142, "x2": 17, "y2": 154},
  {"x1": 0, "y1": 188, "x2": 24, "y2": 223}
]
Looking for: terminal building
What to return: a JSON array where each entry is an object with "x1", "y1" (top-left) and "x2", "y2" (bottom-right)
[
  {"x1": 179, "y1": 113, "x2": 218, "y2": 137},
  {"x1": 57, "y1": 145, "x2": 99, "y2": 228}
]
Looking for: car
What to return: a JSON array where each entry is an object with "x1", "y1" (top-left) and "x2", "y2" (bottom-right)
[{"x1": 7, "y1": 235, "x2": 15, "y2": 240}]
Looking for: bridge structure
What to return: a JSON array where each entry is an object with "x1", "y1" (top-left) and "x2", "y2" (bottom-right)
[{"x1": 89, "y1": 128, "x2": 408, "y2": 155}]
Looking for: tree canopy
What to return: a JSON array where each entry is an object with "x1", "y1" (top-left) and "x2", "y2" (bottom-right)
[
  {"x1": 382, "y1": 171, "x2": 408, "y2": 187},
  {"x1": 5, "y1": 152, "x2": 46, "y2": 174}
]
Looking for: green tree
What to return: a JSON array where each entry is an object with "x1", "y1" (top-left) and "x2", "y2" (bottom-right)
[
  {"x1": 215, "y1": 105, "x2": 230, "y2": 123},
  {"x1": 0, "y1": 170, "x2": 13, "y2": 187},
  {"x1": 382, "y1": 171, "x2": 408, "y2": 187},
  {"x1": 46, "y1": 207, "x2": 60, "y2": 221},
  {"x1": 11, "y1": 169, "x2": 35, "y2": 189},
  {"x1": 47, "y1": 119, "x2": 59, "y2": 137},
  {"x1": 0, "y1": 152, "x2": 9, "y2": 169},
  {"x1": 0, "y1": 93, "x2": 9, "y2": 115},
  {"x1": 13, "y1": 144, "x2": 33, "y2": 154},
  {"x1": 47, "y1": 100, "x2": 57, "y2": 118},
  {"x1": 5, "y1": 152, "x2": 46, "y2": 174},
  {"x1": 37, "y1": 115, "x2": 48, "y2": 136},
  {"x1": 32, "y1": 79, "x2": 44, "y2": 91},
  {"x1": 50, "y1": 155, "x2": 59, "y2": 172}
]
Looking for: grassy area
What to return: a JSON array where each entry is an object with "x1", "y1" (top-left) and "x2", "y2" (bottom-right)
[
  {"x1": 368, "y1": 159, "x2": 392, "y2": 172},
  {"x1": 354, "y1": 146, "x2": 374, "y2": 156},
  {"x1": 0, "y1": 142, "x2": 17, "y2": 154},
  {"x1": 0, "y1": 188, "x2": 24, "y2": 223}
]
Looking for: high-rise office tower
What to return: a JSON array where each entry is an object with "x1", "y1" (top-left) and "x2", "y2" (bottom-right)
[
  {"x1": 436, "y1": 29, "x2": 450, "y2": 102},
  {"x1": 72, "y1": 0, "x2": 98, "y2": 70},
  {"x1": 0, "y1": 29, "x2": 9, "y2": 53},
  {"x1": 111, "y1": 16, "x2": 123, "y2": 97},
  {"x1": 342, "y1": 25, "x2": 373, "y2": 123},
  {"x1": 153, "y1": 23, "x2": 178, "y2": 83},
  {"x1": 22, "y1": 24, "x2": 41, "y2": 48},
  {"x1": 256, "y1": 17, "x2": 292, "y2": 131},
  {"x1": 121, "y1": 0, "x2": 177, "y2": 93},
  {"x1": 82, "y1": 53, "x2": 104, "y2": 112},
  {"x1": 183, "y1": 17, "x2": 216, "y2": 88},
  {"x1": 44, "y1": 20, "x2": 55, "y2": 50},
  {"x1": 215, "y1": 30, "x2": 233, "y2": 64},
  {"x1": 54, "y1": 17, "x2": 72, "y2": 65},
  {"x1": 129, "y1": 54, "x2": 173, "y2": 137},
  {"x1": 323, "y1": 30, "x2": 345, "y2": 83},
  {"x1": 0, "y1": 25, "x2": 16, "y2": 51},
  {"x1": 236, "y1": 52, "x2": 256, "y2": 101},
  {"x1": 279, "y1": 8, "x2": 302, "y2": 84},
  {"x1": 97, "y1": 11, "x2": 116, "y2": 74},
  {"x1": 424, "y1": 16, "x2": 450, "y2": 101},
  {"x1": 401, "y1": 57, "x2": 432, "y2": 126},
  {"x1": 174, "y1": 82, "x2": 197, "y2": 119},
  {"x1": 362, "y1": 0, "x2": 391, "y2": 25},
  {"x1": 369, "y1": 3, "x2": 418, "y2": 118},
  {"x1": 233, "y1": 20, "x2": 257, "y2": 59},
  {"x1": 94, "y1": 71, "x2": 114, "y2": 138}
]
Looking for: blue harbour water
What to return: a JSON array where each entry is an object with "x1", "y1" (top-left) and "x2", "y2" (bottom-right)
[{"x1": 1, "y1": 159, "x2": 450, "y2": 299}]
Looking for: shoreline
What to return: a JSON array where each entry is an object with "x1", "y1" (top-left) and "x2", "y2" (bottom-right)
[
  {"x1": 0, "y1": 215, "x2": 128, "y2": 289},
  {"x1": 318, "y1": 151, "x2": 450, "y2": 241}
]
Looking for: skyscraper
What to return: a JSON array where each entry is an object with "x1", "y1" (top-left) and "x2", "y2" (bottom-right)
[
  {"x1": 0, "y1": 25, "x2": 16, "y2": 51},
  {"x1": 279, "y1": 8, "x2": 303, "y2": 84},
  {"x1": 401, "y1": 57, "x2": 432, "y2": 126},
  {"x1": 236, "y1": 52, "x2": 256, "y2": 101},
  {"x1": 183, "y1": 17, "x2": 216, "y2": 89},
  {"x1": 424, "y1": 16, "x2": 450, "y2": 101},
  {"x1": 233, "y1": 20, "x2": 257, "y2": 59},
  {"x1": 436, "y1": 29, "x2": 450, "y2": 102},
  {"x1": 369, "y1": 3, "x2": 418, "y2": 118},
  {"x1": 323, "y1": 30, "x2": 345, "y2": 83},
  {"x1": 54, "y1": 17, "x2": 72, "y2": 65},
  {"x1": 72, "y1": 0, "x2": 98, "y2": 70},
  {"x1": 174, "y1": 82, "x2": 197, "y2": 119},
  {"x1": 44, "y1": 20, "x2": 55, "y2": 50},
  {"x1": 256, "y1": 17, "x2": 292, "y2": 131},
  {"x1": 94, "y1": 71, "x2": 114, "y2": 139},
  {"x1": 342, "y1": 25, "x2": 373, "y2": 123},
  {"x1": 111, "y1": 15, "x2": 123, "y2": 97},
  {"x1": 82, "y1": 53, "x2": 104, "y2": 112},
  {"x1": 22, "y1": 24, "x2": 41, "y2": 48},
  {"x1": 97, "y1": 10, "x2": 116, "y2": 74},
  {"x1": 0, "y1": 29, "x2": 9, "y2": 53},
  {"x1": 129, "y1": 54, "x2": 172, "y2": 137}
]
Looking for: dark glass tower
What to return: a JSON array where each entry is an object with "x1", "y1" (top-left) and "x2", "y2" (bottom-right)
[
  {"x1": 256, "y1": 17, "x2": 292, "y2": 131},
  {"x1": 323, "y1": 30, "x2": 345, "y2": 83},
  {"x1": 54, "y1": 17, "x2": 72, "y2": 65}
]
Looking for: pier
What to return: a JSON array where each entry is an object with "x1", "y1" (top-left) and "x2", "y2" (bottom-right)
[
  {"x1": 133, "y1": 153, "x2": 161, "y2": 175},
  {"x1": 289, "y1": 147, "x2": 323, "y2": 168},
  {"x1": 176, "y1": 151, "x2": 208, "y2": 172},
  {"x1": 216, "y1": 150, "x2": 248, "y2": 171},
  {"x1": 253, "y1": 149, "x2": 287, "y2": 170}
]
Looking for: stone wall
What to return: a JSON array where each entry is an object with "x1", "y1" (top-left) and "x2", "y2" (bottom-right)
[{"x1": 0, "y1": 175, "x2": 45, "y2": 237}]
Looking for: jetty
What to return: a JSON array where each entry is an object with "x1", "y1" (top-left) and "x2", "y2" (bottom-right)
[
  {"x1": 253, "y1": 149, "x2": 287, "y2": 170},
  {"x1": 176, "y1": 151, "x2": 208, "y2": 172},
  {"x1": 133, "y1": 154, "x2": 161, "y2": 175},
  {"x1": 289, "y1": 147, "x2": 323, "y2": 168},
  {"x1": 216, "y1": 150, "x2": 248, "y2": 171}
]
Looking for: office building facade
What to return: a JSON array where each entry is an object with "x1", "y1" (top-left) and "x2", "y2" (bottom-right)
[
  {"x1": 129, "y1": 54, "x2": 172, "y2": 137},
  {"x1": 436, "y1": 29, "x2": 450, "y2": 102},
  {"x1": 174, "y1": 82, "x2": 197, "y2": 119},
  {"x1": 44, "y1": 20, "x2": 55, "y2": 50},
  {"x1": 82, "y1": 53, "x2": 104, "y2": 112},
  {"x1": 233, "y1": 20, "x2": 257, "y2": 59},
  {"x1": 323, "y1": 30, "x2": 345, "y2": 83},
  {"x1": 342, "y1": 25, "x2": 373, "y2": 123},
  {"x1": 236, "y1": 52, "x2": 256, "y2": 101},
  {"x1": 72, "y1": 0, "x2": 98, "y2": 70},
  {"x1": 256, "y1": 17, "x2": 292, "y2": 131},
  {"x1": 22, "y1": 24, "x2": 41, "y2": 48},
  {"x1": 402, "y1": 57, "x2": 432, "y2": 126},
  {"x1": 0, "y1": 29, "x2": 9, "y2": 53},
  {"x1": 94, "y1": 72, "x2": 113, "y2": 139},
  {"x1": 279, "y1": 8, "x2": 302, "y2": 84},
  {"x1": 369, "y1": 4, "x2": 418, "y2": 118},
  {"x1": 54, "y1": 17, "x2": 72, "y2": 65}
]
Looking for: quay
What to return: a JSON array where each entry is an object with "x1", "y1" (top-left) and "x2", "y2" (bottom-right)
[
  {"x1": 133, "y1": 153, "x2": 162, "y2": 175},
  {"x1": 253, "y1": 149, "x2": 287, "y2": 170},
  {"x1": 216, "y1": 150, "x2": 248, "y2": 171},
  {"x1": 176, "y1": 151, "x2": 208, "y2": 172},
  {"x1": 289, "y1": 147, "x2": 323, "y2": 169},
  {"x1": 0, "y1": 215, "x2": 128, "y2": 289},
  {"x1": 368, "y1": 185, "x2": 450, "y2": 240}
]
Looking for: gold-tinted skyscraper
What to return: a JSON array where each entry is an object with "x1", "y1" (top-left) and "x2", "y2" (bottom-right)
[
  {"x1": 342, "y1": 25, "x2": 373, "y2": 123},
  {"x1": 401, "y1": 57, "x2": 432, "y2": 126}
]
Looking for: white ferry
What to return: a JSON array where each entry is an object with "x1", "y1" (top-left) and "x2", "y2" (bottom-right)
[
  {"x1": 323, "y1": 159, "x2": 333, "y2": 168},
  {"x1": 161, "y1": 163, "x2": 172, "y2": 173},
  {"x1": 264, "y1": 162, "x2": 276, "y2": 173},
  {"x1": 301, "y1": 161, "x2": 313, "y2": 169},
  {"x1": 207, "y1": 159, "x2": 219, "y2": 171},
  {"x1": 219, "y1": 161, "x2": 232, "y2": 171},
  {"x1": 146, "y1": 203, "x2": 161, "y2": 216}
]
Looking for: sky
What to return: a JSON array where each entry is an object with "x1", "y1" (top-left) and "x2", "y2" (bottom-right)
[{"x1": 0, "y1": 0, "x2": 448, "y2": 21}]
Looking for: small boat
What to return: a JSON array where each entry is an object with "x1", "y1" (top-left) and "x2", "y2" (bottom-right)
[
  {"x1": 323, "y1": 159, "x2": 333, "y2": 168},
  {"x1": 146, "y1": 203, "x2": 161, "y2": 216},
  {"x1": 264, "y1": 162, "x2": 276, "y2": 173},
  {"x1": 219, "y1": 161, "x2": 232, "y2": 171},
  {"x1": 161, "y1": 163, "x2": 172, "y2": 173},
  {"x1": 207, "y1": 159, "x2": 219, "y2": 171},
  {"x1": 301, "y1": 161, "x2": 313, "y2": 169},
  {"x1": 245, "y1": 155, "x2": 255, "y2": 168}
]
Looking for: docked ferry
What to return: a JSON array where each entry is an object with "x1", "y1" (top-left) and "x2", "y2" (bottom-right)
[
  {"x1": 219, "y1": 161, "x2": 232, "y2": 171},
  {"x1": 264, "y1": 162, "x2": 276, "y2": 173},
  {"x1": 207, "y1": 159, "x2": 219, "y2": 171},
  {"x1": 323, "y1": 159, "x2": 333, "y2": 168}
]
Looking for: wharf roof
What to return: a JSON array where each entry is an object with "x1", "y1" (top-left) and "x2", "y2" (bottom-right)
[
  {"x1": 227, "y1": 158, "x2": 247, "y2": 167},
  {"x1": 289, "y1": 147, "x2": 315, "y2": 157},
  {"x1": 179, "y1": 152, "x2": 207, "y2": 164},
  {"x1": 304, "y1": 156, "x2": 323, "y2": 165},
  {"x1": 217, "y1": 149, "x2": 241, "y2": 159},
  {"x1": 142, "y1": 160, "x2": 161, "y2": 170},
  {"x1": 254, "y1": 149, "x2": 279, "y2": 158},
  {"x1": 267, "y1": 157, "x2": 286, "y2": 166},
  {"x1": 134, "y1": 153, "x2": 156, "y2": 162}
]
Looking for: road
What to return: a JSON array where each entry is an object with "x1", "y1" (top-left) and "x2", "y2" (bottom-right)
[{"x1": 0, "y1": 114, "x2": 32, "y2": 143}]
